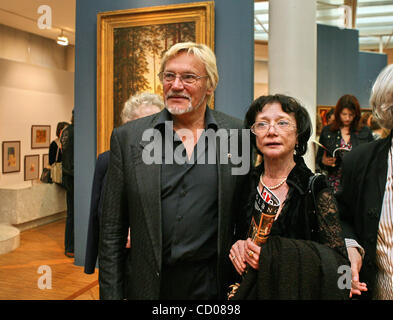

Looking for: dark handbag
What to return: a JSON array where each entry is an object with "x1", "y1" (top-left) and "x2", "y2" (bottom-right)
[{"x1": 40, "y1": 167, "x2": 52, "y2": 183}]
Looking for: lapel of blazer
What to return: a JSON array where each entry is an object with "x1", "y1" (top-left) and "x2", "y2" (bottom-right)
[
  {"x1": 213, "y1": 112, "x2": 235, "y2": 258},
  {"x1": 375, "y1": 135, "x2": 392, "y2": 205},
  {"x1": 132, "y1": 116, "x2": 162, "y2": 271}
]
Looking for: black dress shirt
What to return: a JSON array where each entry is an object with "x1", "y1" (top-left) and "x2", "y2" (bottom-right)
[{"x1": 156, "y1": 108, "x2": 219, "y2": 299}]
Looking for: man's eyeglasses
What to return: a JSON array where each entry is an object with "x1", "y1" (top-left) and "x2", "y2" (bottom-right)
[
  {"x1": 158, "y1": 72, "x2": 208, "y2": 85},
  {"x1": 251, "y1": 120, "x2": 296, "y2": 136}
]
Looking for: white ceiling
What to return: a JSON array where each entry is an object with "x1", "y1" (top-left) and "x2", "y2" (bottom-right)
[
  {"x1": 255, "y1": 0, "x2": 393, "y2": 50},
  {"x1": 0, "y1": 0, "x2": 75, "y2": 45},
  {"x1": 0, "y1": 0, "x2": 391, "y2": 50}
]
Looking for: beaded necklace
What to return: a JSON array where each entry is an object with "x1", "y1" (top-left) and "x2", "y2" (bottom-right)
[{"x1": 260, "y1": 175, "x2": 287, "y2": 190}]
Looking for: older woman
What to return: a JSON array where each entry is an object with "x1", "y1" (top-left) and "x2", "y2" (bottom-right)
[
  {"x1": 337, "y1": 64, "x2": 393, "y2": 300},
  {"x1": 229, "y1": 94, "x2": 348, "y2": 299},
  {"x1": 316, "y1": 94, "x2": 373, "y2": 192},
  {"x1": 84, "y1": 92, "x2": 164, "y2": 271}
]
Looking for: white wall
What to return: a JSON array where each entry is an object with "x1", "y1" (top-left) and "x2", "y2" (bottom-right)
[
  {"x1": 0, "y1": 24, "x2": 70, "y2": 71},
  {"x1": 0, "y1": 25, "x2": 74, "y2": 187}
]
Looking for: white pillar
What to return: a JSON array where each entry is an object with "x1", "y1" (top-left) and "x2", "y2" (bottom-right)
[
  {"x1": 268, "y1": 0, "x2": 317, "y2": 171},
  {"x1": 379, "y1": 36, "x2": 384, "y2": 53}
]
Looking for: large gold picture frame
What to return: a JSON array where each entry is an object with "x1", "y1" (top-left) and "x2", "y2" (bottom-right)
[{"x1": 97, "y1": 2, "x2": 215, "y2": 155}]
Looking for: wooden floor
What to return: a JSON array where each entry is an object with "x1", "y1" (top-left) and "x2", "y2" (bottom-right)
[{"x1": 0, "y1": 218, "x2": 99, "y2": 300}]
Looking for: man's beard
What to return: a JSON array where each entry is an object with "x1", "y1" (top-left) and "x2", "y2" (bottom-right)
[
  {"x1": 166, "y1": 100, "x2": 193, "y2": 115},
  {"x1": 165, "y1": 92, "x2": 206, "y2": 115}
]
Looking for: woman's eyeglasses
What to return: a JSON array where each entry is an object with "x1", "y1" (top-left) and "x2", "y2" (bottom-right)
[{"x1": 251, "y1": 120, "x2": 296, "y2": 135}]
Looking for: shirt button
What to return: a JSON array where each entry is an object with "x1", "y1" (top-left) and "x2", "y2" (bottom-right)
[{"x1": 180, "y1": 190, "x2": 187, "y2": 197}]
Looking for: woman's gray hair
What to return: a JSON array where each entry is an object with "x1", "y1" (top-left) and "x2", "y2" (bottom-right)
[
  {"x1": 121, "y1": 92, "x2": 164, "y2": 124},
  {"x1": 370, "y1": 64, "x2": 393, "y2": 130}
]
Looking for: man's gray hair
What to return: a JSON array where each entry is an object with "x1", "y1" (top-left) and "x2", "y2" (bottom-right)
[
  {"x1": 370, "y1": 64, "x2": 393, "y2": 130},
  {"x1": 121, "y1": 92, "x2": 164, "y2": 124}
]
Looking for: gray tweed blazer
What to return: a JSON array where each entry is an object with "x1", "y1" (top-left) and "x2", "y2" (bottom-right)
[{"x1": 98, "y1": 108, "x2": 250, "y2": 300}]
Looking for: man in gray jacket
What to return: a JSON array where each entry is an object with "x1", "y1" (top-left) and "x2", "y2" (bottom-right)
[{"x1": 98, "y1": 42, "x2": 250, "y2": 300}]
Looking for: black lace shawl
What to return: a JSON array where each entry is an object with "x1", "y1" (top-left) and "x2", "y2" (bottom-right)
[{"x1": 242, "y1": 156, "x2": 347, "y2": 259}]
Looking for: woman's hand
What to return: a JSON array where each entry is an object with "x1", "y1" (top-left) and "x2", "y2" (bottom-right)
[
  {"x1": 245, "y1": 238, "x2": 261, "y2": 270},
  {"x1": 229, "y1": 238, "x2": 261, "y2": 274},
  {"x1": 229, "y1": 240, "x2": 247, "y2": 275},
  {"x1": 322, "y1": 151, "x2": 336, "y2": 167}
]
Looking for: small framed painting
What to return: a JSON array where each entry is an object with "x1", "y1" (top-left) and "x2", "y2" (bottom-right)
[
  {"x1": 24, "y1": 154, "x2": 40, "y2": 181},
  {"x1": 2, "y1": 141, "x2": 21, "y2": 173},
  {"x1": 31, "y1": 125, "x2": 51, "y2": 149},
  {"x1": 42, "y1": 153, "x2": 49, "y2": 169}
]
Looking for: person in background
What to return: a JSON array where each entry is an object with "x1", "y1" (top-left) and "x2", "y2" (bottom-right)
[
  {"x1": 84, "y1": 92, "x2": 164, "y2": 274},
  {"x1": 337, "y1": 63, "x2": 393, "y2": 299},
  {"x1": 368, "y1": 114, "x2": 390, "y2": 140},
  {"x1": 326, "y1": 107, "x2": 335, "y2": 125},
  {"x1": 49, "y1": 122, "x2": 69, "y2": 166},
  {"x1": 60, "y1": 110, "x2": 74, "y2": 258},
  {"x1": 316, "y1": 94, "x2": 373, "y2": 193},
  {"x1": 359, "y1": 110, "x2": 372, "y2": 129}
]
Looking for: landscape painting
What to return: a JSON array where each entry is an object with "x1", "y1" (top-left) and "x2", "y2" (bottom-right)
[
  {"x1": 113, "y1": 22, "x2": 196, "y2": 128},
  {"x1": 96, "y1": 2, "x2": 214, "y2": 154}
]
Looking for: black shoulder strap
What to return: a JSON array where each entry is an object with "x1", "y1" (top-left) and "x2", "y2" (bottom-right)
[
  {"x1": 308, "y1": 173, "x2": 328, "y2": 209},
  {"x1": 307, "y1": 173, "x2": 328, "y2": 240}
]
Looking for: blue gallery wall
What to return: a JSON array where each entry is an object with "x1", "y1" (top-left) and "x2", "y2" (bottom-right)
[
  {"x1": 74, "y1": 0, "x2": 254, "y2": 266},
  {"x1": 317, "y1": 24, "x2": 387, "y2": 107},
  {"x1": 358, "y1": 51, "x2": 388, "y2": 106}
]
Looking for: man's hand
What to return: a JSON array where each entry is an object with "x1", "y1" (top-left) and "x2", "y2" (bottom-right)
[
  {"x1": 125, "y1": 228, "x2": 131, "y2": 248},
  {"x1": 347, "y1": 247, "x2": 368, "y2": 297}
]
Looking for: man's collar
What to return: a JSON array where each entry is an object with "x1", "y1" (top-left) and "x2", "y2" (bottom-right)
[
  {"x1": 155, "y1": 108, "x2": 172, "y2": 127},
  {"x1": 154, "y1": 106, "x2": 218, "y2": 130},
  {"x1": 204, "y1": 106, "x2": 218, "y2": 130}
]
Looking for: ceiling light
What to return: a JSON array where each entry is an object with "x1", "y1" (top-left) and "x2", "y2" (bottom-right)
[{"x1": 57, "y1": 29, "x2": 69, "y2": 46}]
